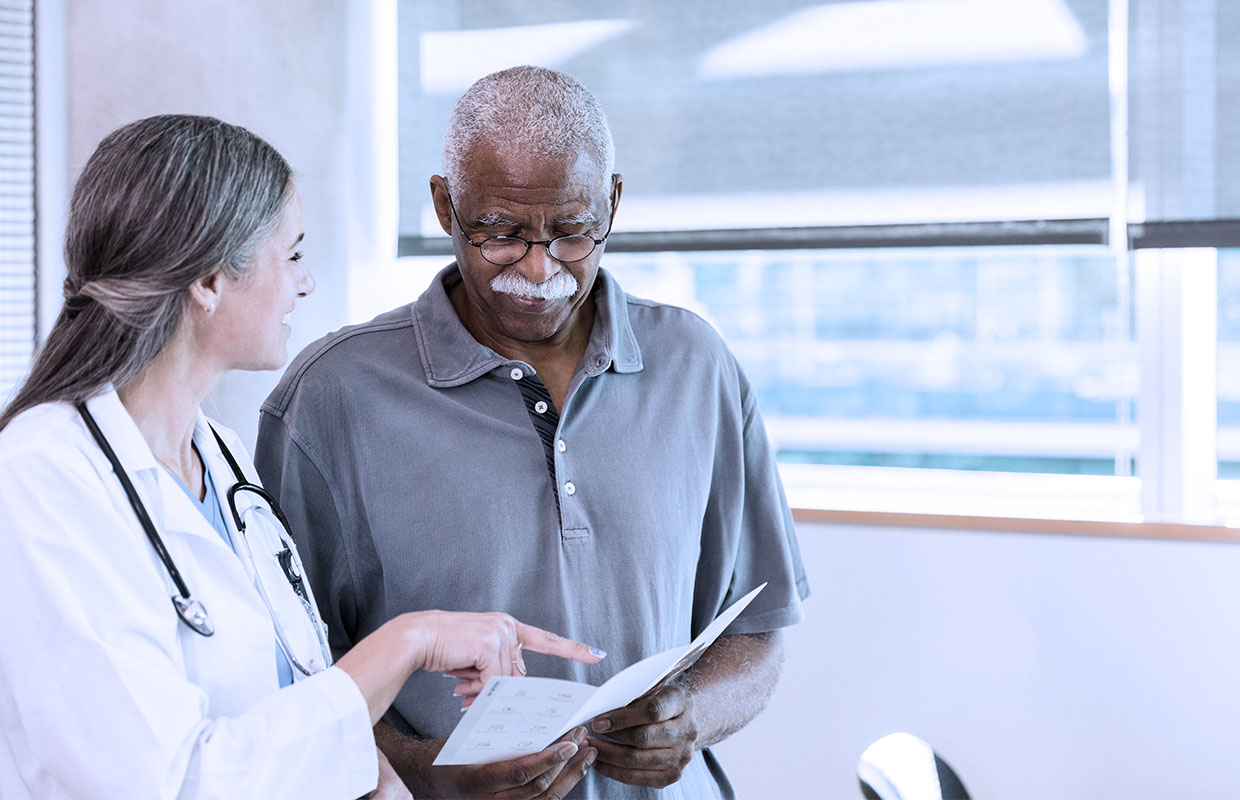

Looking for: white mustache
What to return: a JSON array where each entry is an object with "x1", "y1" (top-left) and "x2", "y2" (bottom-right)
[{"x1": 490, "y1": 269, "x2": 579, "y2": 301}]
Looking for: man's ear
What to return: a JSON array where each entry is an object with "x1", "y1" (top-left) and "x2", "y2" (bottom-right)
[
  {"x1": 609, "y1": 173, "x2": 623, "y2": 223},
  {"x1": 429, "y1": 175, "x2": 454, "y2": 236}
]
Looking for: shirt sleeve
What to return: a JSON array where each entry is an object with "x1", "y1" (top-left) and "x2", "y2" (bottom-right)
[
  {"x1": 0, "y1": 438, "x2": 378, "y2": 799},
  {"x1": 693, "y1": 357, "x2": 811, "y2": 639}
]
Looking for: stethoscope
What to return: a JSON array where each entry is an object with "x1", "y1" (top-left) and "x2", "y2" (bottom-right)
[{"x1": 77, "y1": 402, "x2": 331, "y2": 675}]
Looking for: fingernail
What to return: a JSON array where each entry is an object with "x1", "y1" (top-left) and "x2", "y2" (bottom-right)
[
  {"x1": 592, "y1": 718, "x2": 611, "y2": 733},
  {"x1": 452, "y1": 692, "x2": 462, "y2": 697},
  {"x1": 556, "y1": 742, "x2": 578, "y2": 760},
  {"x1": 584, "y1": 748, "x2": 598, "y2": 770},
  {"x1": 571, "y1": 727, "x2": 587, "y2": 744},
  {"x1": 589, "y1": 647, "x2": 607, "y2": 659}
]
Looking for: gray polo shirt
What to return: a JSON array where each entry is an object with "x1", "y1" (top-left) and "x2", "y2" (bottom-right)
[{"x1": 255, "y1": 265, "x2": 809, "y2": 800}]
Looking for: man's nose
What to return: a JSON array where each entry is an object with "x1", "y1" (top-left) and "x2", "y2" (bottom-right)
[{"x1": 513, "y1": 241, "x2": 559, "y2": 284}]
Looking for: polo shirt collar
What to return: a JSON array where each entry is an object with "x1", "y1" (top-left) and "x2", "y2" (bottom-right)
[{"x1": 413, "y1": 264, "x2": 643, "y2": 388}]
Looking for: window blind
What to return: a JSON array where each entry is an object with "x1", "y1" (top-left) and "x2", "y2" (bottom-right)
[
  {"x1": 0, "y1": 0, "x2": 34, "y2": 405},
  {"x1": 395, "y1": 1, "x2": 1240, "y2": 253}
]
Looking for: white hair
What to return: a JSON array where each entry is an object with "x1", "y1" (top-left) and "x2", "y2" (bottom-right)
[
  {"x1": 490, "y1": 268, "x2": 579, "y2": 301},
  {"x1": 442, "y1": 66, "x2": 616, "y2": 195}
]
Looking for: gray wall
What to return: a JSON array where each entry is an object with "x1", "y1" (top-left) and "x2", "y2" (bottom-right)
[{"x1": 65, "y1": 0, "x2": 358, "y2": 447}]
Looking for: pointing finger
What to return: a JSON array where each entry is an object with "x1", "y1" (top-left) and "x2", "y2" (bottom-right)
[{"x1": 515, "y1": 622, "x2": 607, "y2": 664}]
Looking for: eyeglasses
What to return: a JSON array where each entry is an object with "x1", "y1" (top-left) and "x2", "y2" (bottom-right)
[
  {"x1": 225, "y1": 482, "x2": 333, "y2": 676},
  {"x1": 444, "y1": 184, "x2": 615, "y2": 267}
]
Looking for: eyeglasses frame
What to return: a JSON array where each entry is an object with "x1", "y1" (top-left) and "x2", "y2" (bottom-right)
[{"x1": 443, "y1": 178, "x2": 618, "y2": 267}]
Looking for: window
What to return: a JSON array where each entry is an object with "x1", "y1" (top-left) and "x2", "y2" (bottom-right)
[
  {"x1": 384, "y1": 0, "x2": 1240, "y2": 524},
  {"x1": 0, "y1": 0, "x2": 35, "y2": 405},
  {"x1": 603, "y1": 246, "x2": 1132, "y2": 475}
]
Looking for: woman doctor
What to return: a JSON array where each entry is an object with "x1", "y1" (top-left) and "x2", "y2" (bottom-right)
[{"x1": 0, "y1": 115, "x2": 603, "y2": 799}]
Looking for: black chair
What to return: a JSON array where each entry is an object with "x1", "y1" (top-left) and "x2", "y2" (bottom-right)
[{"x1": 857, "y1": 732, "x2": 971, "y2": 800}]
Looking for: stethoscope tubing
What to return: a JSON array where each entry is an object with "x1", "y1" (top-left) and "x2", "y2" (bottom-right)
[
  {"x1": 76, "y1": 402, "x2": 330, "y2": 672},
  {"x1": 76, "y1": 402, "x2": 198, "y2": 609}
]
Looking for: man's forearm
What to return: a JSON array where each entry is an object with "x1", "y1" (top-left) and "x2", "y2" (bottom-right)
[
  {"x1": 675, "y1": 630, "x2": 785, "y2": 749},
  {"x1": 374, "y1": 721, "x2": 442, "y2": 796}
]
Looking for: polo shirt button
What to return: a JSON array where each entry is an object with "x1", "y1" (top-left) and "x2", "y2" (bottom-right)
[
  {"x1": 557, "y1": 439, "x2": 566, "y2": 452},
  {"x1": 510, "y1": 367, "x2": 524, "y2": 381},
  {"x1": 564, "y1": 481, "x2": 576, "y2": 496},
  {"x1": 534, "y1": 400, "x2": 548, "y2": 414}
]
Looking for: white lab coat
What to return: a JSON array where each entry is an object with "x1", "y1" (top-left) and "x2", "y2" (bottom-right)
[{"x1": 0, "y1": 390, "x2": 378, "y2": 799}]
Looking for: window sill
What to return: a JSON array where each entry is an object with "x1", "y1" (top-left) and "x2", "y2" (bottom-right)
[
  {"x1": 791, "y1": 506, "x2": 1240, "y2": 543},
  {"x1": 781, "y1": 463, "x2": 1240, "y2": 542}
]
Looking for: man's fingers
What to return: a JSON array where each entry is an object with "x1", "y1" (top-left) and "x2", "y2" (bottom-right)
[
  {"x1": 591, "y1": 718, "x2": 683, "y2": 749},
  {"x1": 491, "y1": 738, "x2": 595, "y2": 800},
  {"x1": 591, "y1": 685, "x2": 689, "y2": 734},
  {"x1": 487, "y1": 748, "x2": 573, "y2": 800},
  {"x1": 515, "y1": 622, "x2": 606, "y2": 664},
  {"x1": 590, "y1": 757, "x2": 680, "y2": 790},
  {"x1": 457, "y1": 728, "x2": 586, "y2": 795},
  {"x1": 586, "y1": 736, "x2": 686, "y2": 782},
  {"x1": 533, "y1": 743, "x2": 596, "y2": 800}
]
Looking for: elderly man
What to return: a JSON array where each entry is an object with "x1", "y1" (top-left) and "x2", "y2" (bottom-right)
[{"x1": 256, "y1": 66, "x2": 809, "y2": 799}]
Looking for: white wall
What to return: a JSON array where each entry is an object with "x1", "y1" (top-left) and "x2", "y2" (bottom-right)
[{"x1": 715, "y1": 521, "x2": 1240, "y2": 799}]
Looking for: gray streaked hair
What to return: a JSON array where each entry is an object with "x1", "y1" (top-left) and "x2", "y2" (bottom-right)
[
  {"x1": 0, "y1": 114, "x2": 292, "y2": 431},
  {"x1": 442, "y1": 66, "x2": 615, "y2": 195}
]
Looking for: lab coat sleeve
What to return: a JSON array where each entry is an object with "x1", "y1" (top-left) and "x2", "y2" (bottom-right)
[{"x1": 0, "y1": 439, "x2": 378, "y2": 799}]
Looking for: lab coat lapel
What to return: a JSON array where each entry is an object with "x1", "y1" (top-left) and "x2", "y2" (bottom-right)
[
  {"x1": 82, "y1": 390, "x2": 160, "y2": 475},
  {"x1": 192, "y1": 411, "x2": 260, "y2": 580},
  {"x1": 81, "y1": 390, "x2": 237, "y2": 550}
]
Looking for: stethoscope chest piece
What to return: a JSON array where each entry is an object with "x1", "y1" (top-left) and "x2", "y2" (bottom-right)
[{"x1": 173, "y1": 595, "x2": 214, "y2": 637}]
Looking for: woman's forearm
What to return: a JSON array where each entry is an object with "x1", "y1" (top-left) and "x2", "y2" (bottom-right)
[{"x1": 334, "y1": 612, "x2": 429, "y2": 726}]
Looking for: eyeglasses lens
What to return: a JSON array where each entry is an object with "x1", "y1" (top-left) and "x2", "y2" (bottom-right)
[
  {"x1": 548, "y1": 236, "x2": 596, "y2": 263},
  {"x1": 479, "y1": 235, "x2": 597, "y2": 266},
  {"x1": 479, "y1": 237, "x2": 528, "y2": 265}
]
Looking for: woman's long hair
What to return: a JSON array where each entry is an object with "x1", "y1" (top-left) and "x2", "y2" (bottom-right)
[{"x1": 0, "y1": 114, "x2": 292, "y2": 431}]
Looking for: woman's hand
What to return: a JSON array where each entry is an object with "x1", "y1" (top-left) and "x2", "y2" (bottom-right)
[
  {"x1": 409, "y1": 611, "x2": 605, "y2": 703},
  {"x1": 335, "y1": 611, "x2": 604, "y2": 726}
]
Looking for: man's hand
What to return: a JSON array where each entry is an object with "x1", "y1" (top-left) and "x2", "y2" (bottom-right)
[
  {"x1": 586, "y1": 685, "x2": 698, "y2": 789},
  {"x1": 585, "y1": 631, "x2": 785, "y2": 790},
  {"x1": 375, "y1": 723, "x2": 596, "y2": 799}
]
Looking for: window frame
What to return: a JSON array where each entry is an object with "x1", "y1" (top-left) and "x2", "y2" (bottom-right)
[{"x1": 375, "y1": 0, "x2": 1240, "y2": 537}]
